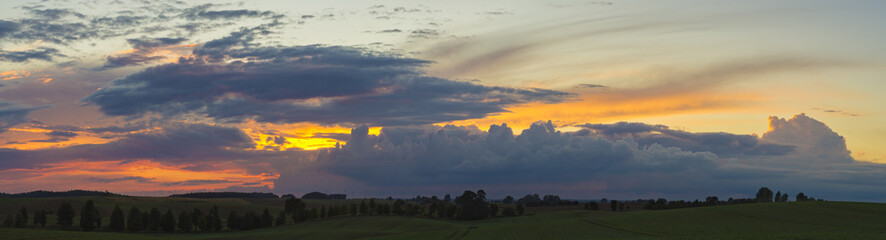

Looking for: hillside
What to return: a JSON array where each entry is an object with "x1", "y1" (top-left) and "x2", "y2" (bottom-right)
[{"x1": 2, "y1": 200, "x2": 886, "y2": 239}]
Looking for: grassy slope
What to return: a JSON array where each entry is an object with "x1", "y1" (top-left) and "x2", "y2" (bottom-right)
[{"x1": 2, "y1": 201, "x2": 886, "y2": 239}]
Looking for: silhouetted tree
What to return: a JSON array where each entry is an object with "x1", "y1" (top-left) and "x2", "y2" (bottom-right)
[
  {"x1": 275, "y1": 210, "x2": 286, "y2": 226},
  {"x1": 227, "y1": 211, "x2": 239, "y2": 230},
  {"x1": 191, "y1": 208, "x2": 205, "y2": 231},
  {"x1": 56, "y1": 202, "x2": 75, "y2": 227},
  {"x1": 285, "y1": 198, "x2": 306, "y2": 222},
  {"x1": 503, "y1": 195, "x2": 515, "y2": 204},
  {"x1": 516, "y1": 203, "x2": 525, "y2": 215},
  {"x1": 775, "y1": 191, "x2": 782, "y2": 202},
  {"x1": 780, "y1": 193, "x2": 790, "y2": 202},
  {"x1": 359, "y1": 200, "x2": 369, "y2": 214},
  {"x1": 177, "y1": 210, "x2": 192, "y2": 232},
  {"x1": 455, "y1": 190, "x2": 490, "y2": 220},
  {"x1": 80, "y1": 200, "x2": 100, "y2": 231},
  {"x1": 127, "y1": 207, "x2": 143, "y2": 232},
  {"x1": 610, "y1": 200, "x2": 618, "y2": 211},
  {"x1": 161, "y1": 209, "x2": 175, "y2": 233},
  {"x1": 349, "y1": 204, "x2": 358, "y2": 215},
  {"x1": 706, "y1": 196, "x2": 719, "y2": 205},
  {"x1": 207, "y1": 206, "x2": 221, "y2": 231},
  {"x1": 14, "y1": 213, "x2": 25, "y2": 228},
  {"x1": 444, "y1": 194, "x2": 452, "y2": 203},
  {"x1": 502, "y1": 206, "x2": 517, "y2": 216},
  {"x1": 489, "y1": 204, "x2": 499, "y2": 217},
  {"x1": 756, "y1": 187, "x2": 774, "y2": 203},
  {"x1": 109, "y1": 205, "x2": 125, "y2": 231},
  {"x1": 369, "y1": 198, "x2": 377, "y2": 213},
  {"x1": 18, "y1": 206, "x2": 28, "y2": 226},
  {"x1": 796, "y1": 192, "x2": 808, "y2": 202},
  {"x1": 148, "y1": 208, "x2": 162, "y2": 232},
  {"x1": 33, "y1": 209, "x2": 47, "y2": 226},
  {"x1": 261, "y1": 208, "x2": 273, "y2": 228}
]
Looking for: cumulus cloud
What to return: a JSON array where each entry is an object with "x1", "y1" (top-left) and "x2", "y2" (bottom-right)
[
  {"x1": 580, "y1": 121, "x2": 796, "y2": 157},
  {"x1": 101, "y1": 37, "x2": 190, "y2": 69},
  {"x1": 84, "y1": 37, "x2": 572, "y2": 125},
  {"x1": 270, "y1": 114, "x2": 886, "y2": 201},
  {"x1": 762, "y1": 113, "x2": 852, "y2": 162},
  {"x1": 0, "y1": 101, "x2": 48, "y2": 133}
]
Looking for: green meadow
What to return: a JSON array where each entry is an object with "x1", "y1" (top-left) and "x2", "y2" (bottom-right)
[{"x1": 2, "y1": 198, "x2": 886, "y2": 239}]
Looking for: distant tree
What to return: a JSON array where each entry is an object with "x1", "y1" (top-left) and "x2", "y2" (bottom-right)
[
  {"x1": 796, "y1": 192, "x2": 808, "y2": 202},
  {"x1": 706, "y1": 196, "x2": 719, "y2": 205},
  {"x1": 618, "y1": 203, "x2": 625, "y2": 212},
  {"x1": 610, "y1": 200, "x2": 618, "y2": 211},
  {"x1": 191, "y1": 208, "x2": 205, "y2": 231},
  {"x1": 207, "y1": 206, "x2": 222, "y2": 231},
  {"x1": 589, "y1": 202, "x2": 599, "y2": 210},
  {"x1": 455, "y1": 190, "x2": 490, "y2": 220},
  {"x1": 80, "y1": 200, "x2": 99, "y2": 231},
  {"x1": 601, "y1": 198, "x2": 608, "y2": 203},
  {"x1": 516, "y1": 203, "x2": 525, "y2": 215},
  {"x1": 756, "y1": 187, "x2": 774, "y2": 203},
  {"x1": 359, "y1": 200, "x2": 369, "y2": 214},
  {"x1": 320, "y1": 205, "x2": 328, "y2": 218},
  {"x1": 275, "y1": 210, "x2": 286, "y2": 226},
  {"x1": 127, "y1": 207, "x2": 143, "y2": 232},
  {"x1": 369, "y1": 198, "x2": 377, "y2": 213},
  {"x1": 780, "y1": 193, "x2": 790, "y2": 202},
  {"x1": 392, "y1": 200, "x2": 405, "y2": 215},
  {"x1": 148, "y1": 208, "x2": 162, "y2": 232},
  {"x1": 227, "y1": 211, "x2": 239, "y2": 230},
  {"x1": 285, "y1": 198, "x2": 306, "y2": 222},
  {"x1": 349, "y1": 204, "x2": 358, "y2": 215},
  {"x1": 3, "y1": 215, "x2": 13, "y2": 228},
  {"x1": 14, "y1": 213, "x2": 26, "y2": 228},
  {"x1": 34, "y1": 209, "x2": 47, "y2": 226},
  {"x1": 161, "y1": 209, "x2": 175, "y2": 233},
  {"x1": 261, "y1": 208, "x2": 273, "y2": 228},
  {"x1": 489, "y1": 204, "x2": 499, "y2": 217},
  {"x1": 56, "y1": 202, "x2": 75, "y2": 227},
  {"x1": 775, "y1": 191, "x2": 782, "y2": 202},
  {"x1": 503, "y1": 195, "x2": 515, "y2": 204},
  {"x1": 444, "y1": 194, "x2": 452, "y2": 203},
  {"x1": 177, "y1": 210, "x2": 192, "y2": 232},
  {"x1": 109, "y1": 205, "x2": 125, "y2": 231},
  {"x1": 18, "y1": 206, "x2": 28, "y2": 226},
  {"x1": 502, "y1": 207, "x2": 517, "y2": 217}
]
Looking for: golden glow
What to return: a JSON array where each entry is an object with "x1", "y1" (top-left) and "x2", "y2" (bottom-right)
[
  {"x1": 0, "y1": 160, "x2": 277, "y2": 193},
  {"x1": 443, "y1": 91, "x2": 763, "y2": 132},
  {"x1": 0, "y1": 70, "x2": 30, "y2": 81},
  {"x1": 242, "y1": 122, "x2": 380, "y2": 150}
]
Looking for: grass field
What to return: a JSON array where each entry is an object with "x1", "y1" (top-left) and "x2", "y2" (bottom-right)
[{"x1": 2, "y1": 199, "x2": 886, "y2": 239}]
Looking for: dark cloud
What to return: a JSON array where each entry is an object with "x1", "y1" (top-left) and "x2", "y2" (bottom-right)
[
  {"x1": 580, "y1": 122, "x2": 796, "y2": 157},
  {"x1": 0, "y1": 123, "x2": 264, "y2": 169},
  {"x1": 813, "y1": 108, "x2": 859, "y2": 117},
  {"x1": 180, "y1": 4, "x2": 278, "y2": 20},
  {"x1": 0, "y1": 20, "x2": 19, "y2": 38},
  {"x1": 0, "y1": 102, "x2": 49, "y2": 133},
  {"x1": 46, "y1": 130, "x2": 78, "y2": 138},
  {"x1": 410, "y1": 29, "x2": 440, "y2": 39},
  {"x1": 86, "y1": 176, "x2": 156, "y2": 183},
  {"x1": 162, "y1": 179, "x2": 234, "y2": 186},
  {"x1": 577, "y1": 84, "x2": 608, "y2": 89},
  {"x1": 377, "y1": 29, "x2": 402, "y2": 33},
  {"x1": 312, "y1": 133, "x2": 351, "y2": 141},
  {"x1": 271, "y1": 115, "x2": 886, "y2": 201},
  {"x1": 84, "y1": 40, "x2": 572, "y2": 126},
  {"x1": 0, "y1": 48, "x2": 65, "y2": 62},
  {"x1": 127, "y1": 37, "x2": 188, "y2": 49}
]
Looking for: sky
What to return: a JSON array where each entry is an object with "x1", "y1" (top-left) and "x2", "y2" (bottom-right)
[{"x1": 1, "y1": 0, "x2": 885, "y2": 201}]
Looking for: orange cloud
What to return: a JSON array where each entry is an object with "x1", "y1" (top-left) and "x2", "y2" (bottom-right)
[
  {"x1": 0, "y1": 70, "x2": 31, "y2": 81},
  {"x1": 243, "y1": 122, "x2": 380, "y2": 151},
  {"x1": 0, "y1": 160, "x2": 276, "y2": 194}
]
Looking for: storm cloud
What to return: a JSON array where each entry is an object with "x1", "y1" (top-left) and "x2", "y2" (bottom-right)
[{"x1": 84, "y1": 42, "x2": 572, "y2": 126}]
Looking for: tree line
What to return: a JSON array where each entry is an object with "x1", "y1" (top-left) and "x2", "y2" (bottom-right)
[{"x1": 1, "y1": 200, "x2": 278, "y2": 232}]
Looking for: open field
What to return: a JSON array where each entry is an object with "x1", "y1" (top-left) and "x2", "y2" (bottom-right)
[{"x1": 2, "y1": 199, "x2": 886, "y2": 239}]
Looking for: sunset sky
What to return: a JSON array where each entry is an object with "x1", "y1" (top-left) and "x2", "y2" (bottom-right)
[{"x1": 1, "y1": 0, "x2": 885, "y2": 201}]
